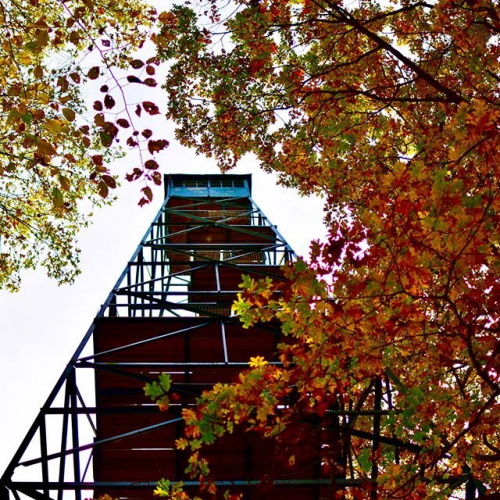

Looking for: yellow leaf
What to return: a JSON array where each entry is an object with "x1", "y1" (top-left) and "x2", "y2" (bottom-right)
[
  {"x1": 249, "y1": 356, "x2": 267, "y2": 368},
  {"x1": 257, "y1": 405, "x2": 268, "y2": 422},
  {"x1": 17, "y1": 51, "x2": 32, "y2": 65},
  {"x1": 34, "y1": 65, "x2": 43, "y2": 79},
  {"x1": 37, "y1": 139, "x2": 57, "y2": 156},
  {"x1": 175, "y1": 438, "x2": 189, "y2": 450},
  {"x1": 45, "y1": 119, "x2": 64, "y2": 134},
  {"x1": 37, "y1": 92, "x2": 50, "y2": 104},
  {"x1": 59, "y1": 176, "x2": 70, "y2": 191}
]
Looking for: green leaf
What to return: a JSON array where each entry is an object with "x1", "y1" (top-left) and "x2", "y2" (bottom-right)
[
  {"x1": 21, "y1": 113, "x2": 33, "y2": 125},
  {"x1": 159, "y1": 373, "x2": 171, "y2": 392},
  {"x1": 144, "y1": 381, "x2": 164, "y2": 399},
  {"x1": 99, "y1": 131, "x2": 113, "y2": 147},
  {"x1": 385, "y1": 367, "x2": 406, "y2": 394},
  {"x1": 62, "y1": 108, "x2": 76, "y2": 122},
  {"x1": 357, "y1": 448, "x2": 372, "y2": 473},
  {"x1": 52, "y1": 187, "x2": 64, "y2": 207}
]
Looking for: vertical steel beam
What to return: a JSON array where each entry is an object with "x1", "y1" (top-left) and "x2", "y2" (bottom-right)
[
  {"x1": 57, "y1": 382, "x2": 71, "y2": 500},
  {"x1": 68, "y1": 371, "x2": 81, "y2": 500},
  {"x1": 371, "y1": 378, "x2": 382, "y2": 500},
  {"x1": 39, "y1": 416, "x2": 49, "y2": 498}
]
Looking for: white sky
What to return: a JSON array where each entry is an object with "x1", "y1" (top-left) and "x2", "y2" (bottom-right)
[
  {"x1": 0, "y1": 140, "x2": 327, "y2": 475},
  {"x1": 0, "y1": 0, "x2": 328, "y2": 475}
]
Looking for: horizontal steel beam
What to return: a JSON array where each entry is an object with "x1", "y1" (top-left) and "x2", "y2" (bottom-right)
[
  {"x1": 19, "y1": 418, "x2": 183, "y2": 467},
  {"x1": 6, "y1": 478, "x2": 366, "y2": 490}
]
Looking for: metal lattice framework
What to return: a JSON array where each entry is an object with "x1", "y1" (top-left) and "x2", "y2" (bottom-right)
[
  {"x1": 0, "y1": 174, "x2": 297, "y2": 500},
  {"x1": 0, "y1": 174, "x2": 480, "y2": 500}
]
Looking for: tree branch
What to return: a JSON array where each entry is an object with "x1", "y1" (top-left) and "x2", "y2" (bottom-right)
[{"x1": 317, "y1": 0, "x2": 466, "y2": 104}]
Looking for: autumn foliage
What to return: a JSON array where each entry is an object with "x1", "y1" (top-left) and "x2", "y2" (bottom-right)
[
  {"x1": 150, "y1": 0, "x2": 500, "y2": 497},
  {"x1": 0, "y1": 0, "x2": 168, "y2": 290}
]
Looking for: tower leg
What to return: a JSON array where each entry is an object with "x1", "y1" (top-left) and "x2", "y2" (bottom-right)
[{"x1": 1, "y1": 486, "x2": 10, "y2": 500}]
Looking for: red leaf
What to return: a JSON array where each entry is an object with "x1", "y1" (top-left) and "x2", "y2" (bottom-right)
[
  {"x1": 94, "y1": 113, "x2": 105, "y2": 126},
  {"x1": 69, "y1": 72, "x2": 81, "y2": 84},
  {"x1": 126, "y1": 167, "x2": 143, "y2": 181},
  {"x1": 144, "y1": 78, "x2": 157, "y2": 87},
  {"x1": 104, "y1": 94, "x2": 116, "y2": 109},
  {"x1": 88, "y1": 66, "x2": 100, "y2": 80},
  {"x1": 143, "y1": 101, "x2": 160, "y2": 115},
  {"x1": 91, "y1": 154, "x2": 103, "y2": 166},
  {"x1": 130, "y1": 59, "x2": 145, "y2": 69},
  {"x1": 127, "y1": 75, "x2": 142, "y2": 84},
  {"x1": 98, "y1": 181, "x2": 109, "y2": 198},
  {"x1": 142, "y1": 129, "x2": 153, "y2": 138},
  {"x1": 103, "y1": 121, "x2": 119, "y2": 138},
  {"x1": 146, "y1": 65, "x2": 155, "y2": 75},
  {"x1": 135, "y1": 104, "x2": 142, "y2": 117},
  {"x1": 148, "y1": 139, "x2": 169, "y2": 154},
  {"x1": 142, "y1": 186, "x2": 153, "y2": 201},
  {"x1": 93, "y1": 100, "x2": 103, "y2": 111},
  {"x1": 102, "y1": 175, "x2": 117, "y2": 188},
  {"x1": 152, "y1": 171, "x2": 162, "y2": 185},
  {"x1": 117, "y1": 118, "x2": 130, "y2": 128},
  {"x1": 145, "y1": 159, "x2": 159, "y2": 170}
]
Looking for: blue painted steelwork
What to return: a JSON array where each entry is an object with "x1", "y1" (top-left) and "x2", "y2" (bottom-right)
[
  {"x1": 165, "y1": 174, "x2": 252, "y2": 199},
  {"x1": 0, "y1": 174, "x2": 302, "y2": 500},
  {"x1": 1, "y1": 174, "x2": 472, "y2": 500}
]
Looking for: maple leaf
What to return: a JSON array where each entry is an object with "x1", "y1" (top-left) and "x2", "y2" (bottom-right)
[{"x1": 249, "y1": 356, "x2": 268, "y2": 368}]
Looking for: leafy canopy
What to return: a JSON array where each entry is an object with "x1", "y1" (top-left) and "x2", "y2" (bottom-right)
[
  {"x1": 0, "y1": 0, "x2": 168, "y2": 290},
  {"x1": 153, "y1": 0, "x2": 500, "y2": 497}
]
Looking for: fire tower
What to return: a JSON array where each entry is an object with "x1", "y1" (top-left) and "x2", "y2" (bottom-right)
[
  {"x1": 1, "y1": 173, "x2": 482, "y2": 500},
  {"x1": 0, "y1": 174, "x2": 320, "y2": 500}
]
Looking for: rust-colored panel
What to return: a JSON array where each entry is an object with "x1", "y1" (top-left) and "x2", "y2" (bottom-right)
[
  {"x1": 94, "y1": 318, "x2": 215, "y2": 361},
  {"x1": 225, "y1": 327, "x2": 278, "y2": 362},
  {"x1": 185, "y1": 225, "x2": 276, "y2": 244},
  {"x1": 168, "y1": 199, "x2": 253, "y2": 226},
  {"x1": 95, "y1": 448, "x2": 176, "y2": 481},
  {"x1": 91, "y1": 488, "x2": 156, "y2": 500},
  {"x1": 97, "y1": 411, "x2": 177, "y2": 448},
  {"x1": 189, "y1": 265, "x2": 283, "y2": 292}
]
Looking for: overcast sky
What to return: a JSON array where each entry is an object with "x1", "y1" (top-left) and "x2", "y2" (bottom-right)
[{"x1": 0, "y1": 0, "x2": 329, "y2": 476}]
